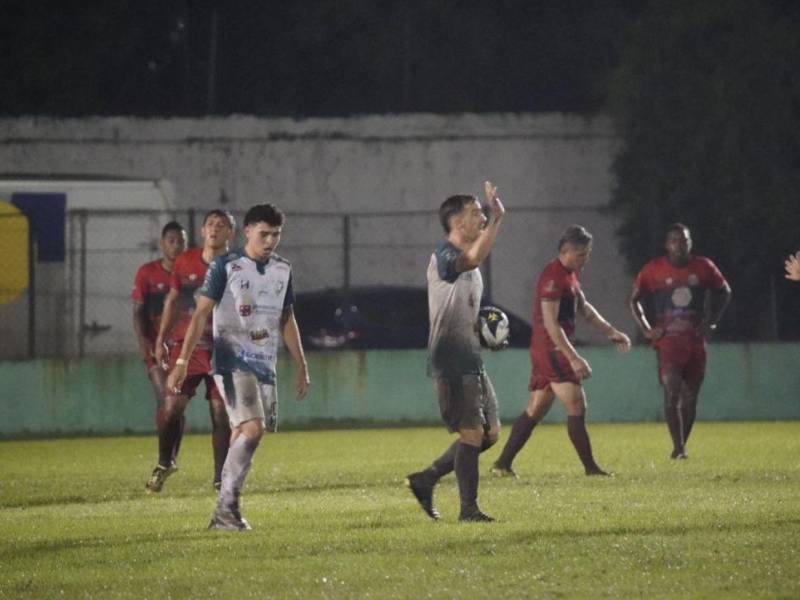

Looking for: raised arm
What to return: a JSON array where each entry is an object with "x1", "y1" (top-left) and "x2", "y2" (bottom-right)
[
  {"x1": 541, "y1": 299, "x2": 591, "y2": 379},
  {"x1": 281, "y1": 305, "x2": 310, "y2": 400},
  {"x1": 166, "y1": 295, "x2": 215, "y2": 392},
  {"x1": 455, "y1": 181, "x2": 506, "y2": 272},
  {"x1": 579, "y1": 290, "x2": 630, "y2": 352}
]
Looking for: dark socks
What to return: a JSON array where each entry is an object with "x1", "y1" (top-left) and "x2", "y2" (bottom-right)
[
  {"x1": 495, "y1": 411, "x2": 538, "y2": 468},
  {"x1": 454, "y1": 442, "x2": 480, "y2": 514},
  {"x1": 664, "y1": 404, "x2": 685, "y2": 454},
  {"x1": 171, "y1": 414, "x2": 185, "y2": 462},
  {"x1": 158, "y1": 417, "x2": 182, "y2": 467},
  {"x1": 680, "y1": 403, "x2": 696, "y2": 445},
  {"x1": 426, "y1": 436, "x2": 496, "y2": 482},
  {"x1": 566, "y1": 415, "x2": 600, "y2": 472},
  {"x1": 212, "y1": 424, "x2": 231, "y2": 484}
]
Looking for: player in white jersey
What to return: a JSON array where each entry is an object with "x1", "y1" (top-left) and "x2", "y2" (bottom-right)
[{"x1": 167, "y1": 204, "x2": 310, "y2": 531}]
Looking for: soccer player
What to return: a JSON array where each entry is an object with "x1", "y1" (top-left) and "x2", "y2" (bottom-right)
[
  {"x1": 406, "y1": 181, "x2": 505, "y2": 523},
  {"x1": 132, "y1": 221, "x2": 187, "y2": 465},
  {"x1": 785, "y1": 251, "x2": 800, "y2": 281},
  {"x1": 145, "y1": 209, "x2": 235, "y2": 493},
  {"x1": 166, "y1": 203, "x2": 310, "y2": 531},
  {"x1": 491, "y1": 225, "x2": 631, "y2": 478},
  {"x1": 628, "y1": 223, "x2": 731, "y2": 459}
]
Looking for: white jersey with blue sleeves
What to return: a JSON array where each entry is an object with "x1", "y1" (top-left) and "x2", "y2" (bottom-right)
[{"x1": 200, "y1": 249, "x2": 294, "y2": 384}]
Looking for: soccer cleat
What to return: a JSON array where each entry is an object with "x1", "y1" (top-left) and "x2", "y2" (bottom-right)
[
  {"x1": 670, "y1": 450, "x2": 689, "y2": 460},
  {"x1": 145, "y1": 461, "x2": 178, "y2": 493},
  {"x1": 459, "y1": 507, "x2": 496, "y2": 522},
  {"x1": 585, "y1": 465, "x2": 612, "y2": 476},
  {"x1": 405, "y1": 472, "x2": 440, "y2": 520},
  {"x1": 208, "y1": 501, "x2": 251, "y2": 531},
  {"x1": 490, "y1": 463, "x2": 518, "y2": 479}
]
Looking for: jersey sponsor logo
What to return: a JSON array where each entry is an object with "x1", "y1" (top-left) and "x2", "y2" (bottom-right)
[
  {"x1": 665, "y1": 277, "x2": 673, "y2": 285},
  {"x1": 239, "y1": 304, "x2": 253, "y2": 317},
  {"x1": 189, "y1": 273, "x2": 198, "y2": 281},
  {"x1": 688, "y1": 274, "x2": 699, "y2": 286},
  {"x1": 231, "y1": 264, "x2": 242, "y2": 271},
  {"x1": 240, "y1": 280, "x2": 250, "y2": 290},
  {"x1": 671, "y1": 286, "x2": 692, "y2": 308},
  {"x1": 157, "y1": 282, "x2": 165, "y2": 290},
  {"x1": 273, "y1": 280, "x2": 285, "y2": 296},
  {"x1": 249, "y1": 328, "x2": 269, "y2": 345}
]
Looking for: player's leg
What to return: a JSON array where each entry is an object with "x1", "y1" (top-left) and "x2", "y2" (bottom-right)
[
  {"x1": 679, "y1": 344, "x2": 705, "y2": 451},
  {"x1": 205, "y1": 376, "x2": 230, "y2": 491},
  {"x1": 146, "y1": 388, "x2": 190, "y2": 493},
  {"x1": 148, "y1": 364, "x2": 184, "y2": 464},
  {"x1": 551, "y1": 381, "x2": 608, "y2": 475},
  {"x1": 662, "y1": 373, "x2": 686, "y2": 459},
  {"x1": 210, "y1": 372, "x2": 270, "y2": 531},
  {"x1": 492, "y1": 385, "x2": 555, "y2": 476}
]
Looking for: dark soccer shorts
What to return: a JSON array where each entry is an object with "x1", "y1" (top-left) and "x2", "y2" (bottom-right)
[
  {"x1": 656, "y1": 338, "x2": 706, "y2": 389},
  {"x1": 434, "y1": 371, "x2": 499, "y2": 434},
  {"x1": 528, "y1": 346, "x2": 580, "y2": 391},
  {"x1": 167, "y1": 345, "x2": 222, "y2": 401}
]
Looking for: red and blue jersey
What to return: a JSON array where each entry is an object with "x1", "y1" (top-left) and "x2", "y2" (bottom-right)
[
  {"x1": 169, "y1": 247, "x2": 214, "y2": 350},
  {"x1": 634, "y1": 255, "x2": 727, "y2": 343},
  {"x1": 131, "y1": 259, "x2": 172, "y2": 344},
  {"x1": 531, "y1": 258, "x2": 580, "y2": 353}
]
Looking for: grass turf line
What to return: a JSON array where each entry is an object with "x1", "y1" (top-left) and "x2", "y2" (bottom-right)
[{"x1": 1, "y1": 422, "x2": 799, "y2": 598}]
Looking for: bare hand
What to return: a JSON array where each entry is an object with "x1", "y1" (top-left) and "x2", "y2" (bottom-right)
[
  {"x1": 166, "y1": 364, "x2": 187, "y2": 395},
  {"x1": 643, "y1": 327, "x2": 664, "y2": 342},
  {"x1": 295, "y1": 366, "x2": 310, "y2": 401},
  {"x1": 785, "y1": 252, "x2": 800, "y2": 281},
  {"x1": 484, "y1": 181, "x2": 505, "y2": 222},
  {"x1": 609, "y1": 329, "x2": 631, "y2": 353},
  {"x1": 696, "y1": 321, "x2": 716, "y2": 339},
  {"x1": 569, "y1": 355, "x2": 592, "y2": 380}
]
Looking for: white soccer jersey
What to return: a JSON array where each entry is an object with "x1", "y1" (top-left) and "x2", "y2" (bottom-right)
[{"x1": 200, "y1": 249, "x2": 294, "y2": 384}]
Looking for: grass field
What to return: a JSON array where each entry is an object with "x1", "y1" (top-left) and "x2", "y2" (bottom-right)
[{"x1": 1, "y1": 422, "x2": 799, "y2": 599}]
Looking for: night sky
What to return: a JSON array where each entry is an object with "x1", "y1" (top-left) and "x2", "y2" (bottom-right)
[{"x1": 0, "y1": 0, "x2": 642, "y2": 117}]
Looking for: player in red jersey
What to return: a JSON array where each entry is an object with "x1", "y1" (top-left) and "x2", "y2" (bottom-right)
[
  {"x1": 132, "y1": 222, "x2": 187, "y2": 465},
  {"x1": 492, "y1": 225, "x2": 631, "y2": 477},
  {"x1": 629, "y1": 223, "x2": 731, "y2": 459},
  {"x1": 145, "y1": 209, "x2": 235, "y2": 493}
]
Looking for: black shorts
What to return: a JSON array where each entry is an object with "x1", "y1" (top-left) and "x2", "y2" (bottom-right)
[{"x1": 434, "y1": 371, "x2": 499, "y2": 434}]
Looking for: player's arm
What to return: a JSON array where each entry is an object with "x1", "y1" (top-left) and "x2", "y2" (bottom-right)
[
  {"x1": 281, "y1": 305, "x2": 310, "y2": 401},
  {"x1": 132, "y1": 302, "x2": 152, "y2": 362},
  {"x1": 699, "y1": 281, "x2": 732, "y2": 338},
  {"x1": 154, "y1": 287, "x2": 179, "y2": 365},
  {"x1": 578, "y1": 290, "x2": 631, "y2": 353},
  {"x1": 166, "y1": 296, "x2": 215, "y2": 393},
  {"x1": 785, "y1": 252, "x2": 800, "y2": 281},
  {"x1": 541, "y1": 298, "x2": 591, "y2": 379},
  {"x1": 628, "y1": 284, "x2": 663, "y2": 341},
  {"x1": 455, "y1": 181, "x2": 506, "y2": 272}
]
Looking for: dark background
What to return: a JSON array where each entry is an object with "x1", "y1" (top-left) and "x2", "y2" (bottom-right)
[{"x1": 1, "y1": 0, "x2": 799, "y2": 340}]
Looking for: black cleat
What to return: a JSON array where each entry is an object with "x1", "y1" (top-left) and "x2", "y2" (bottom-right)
[
  {"x1": 585, "y1": 465, "x2": 612, "y2": 476},
  {"x1": 405, "y1": 472, "x2": 440, "y2": 520},
  {"x1": 145, "y1": 461, "x2": 178, "y2": 493},
  {"x1": 670, "y1": 450, "x2": 689, "y2": 460},
  {"x1": 459, "y1": 507, "x2": 496, "y2": 522},
  {"x1": 490, "y1": 463, "x2": 518, "y2": 479}
]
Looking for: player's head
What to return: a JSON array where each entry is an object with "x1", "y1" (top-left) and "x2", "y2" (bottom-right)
[
  {"x1": 558, "y1": 225, "x2": 593, "y2": 271},
  {"x1": 439, "y1": 194, "x2": 486, "y2": 241},
  {"x1": 160, "y1": 221, "x2": 186, "y2": 261},
  {"x1": 243, "y1": 204, "x2": 285, "y2": 262},
  {"x1": 201, "y1": 209, "x2": 235, "y2": 251},
  {"x1": 665, "y1": 223, "x2": 691, "y2": 264}
]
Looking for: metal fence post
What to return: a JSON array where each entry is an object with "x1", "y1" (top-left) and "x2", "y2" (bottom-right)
[
  {"x1": 78, "y1": 211, "x2": 88, "y2": 357},
  {"x1": 343, "y1": 214, "x2": 351, "y2": 290},
  {"x1": 27, "y1": 221, "x2": 36, "y2": 359}
]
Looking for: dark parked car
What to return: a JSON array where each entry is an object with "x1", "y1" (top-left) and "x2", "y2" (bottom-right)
[{"x1": 294, "y1": 285, "x2": 531, "y2": 351}]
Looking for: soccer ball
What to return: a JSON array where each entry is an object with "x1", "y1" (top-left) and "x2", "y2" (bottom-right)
[{"x1": 478, "y1": 306, "x2": 510, "y2": 349}]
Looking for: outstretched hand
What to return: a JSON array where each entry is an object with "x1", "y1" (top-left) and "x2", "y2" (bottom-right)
[{"x1": 785, "y1": 252, "x2": 800, "y2": 281}]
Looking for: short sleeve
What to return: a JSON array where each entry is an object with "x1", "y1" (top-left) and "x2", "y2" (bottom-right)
[
  {"x1": 131, "y1": 265, "x2": 147, "y2": 302},
  {"x1": 538, "y1": 266, "x2": 565, "y2": 301},
  {"x1": 283, "y1": 273, "x2": 295, "y2": 308},
  {"x1": 703, "y1": 258, "x2": 728, "y2": 290},
  {"x1": 199, "y1": 256, "x2": 228, "y2": 302},
  {"x1": 435, "y1": 245, "x2": 461, "y2": 283},
  {"x1": 633, "y1": 264, "x2": 651, "y2": 294}
]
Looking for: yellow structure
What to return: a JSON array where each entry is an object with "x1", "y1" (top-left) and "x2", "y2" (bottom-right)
[{"x1": 0, "y1": 200, "x2": 29, "y2": 305}]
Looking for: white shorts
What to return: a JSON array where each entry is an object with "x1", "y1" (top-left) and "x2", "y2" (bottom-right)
[{"x1": 213, "y1": 371, "x2": 278, "y2": 431}]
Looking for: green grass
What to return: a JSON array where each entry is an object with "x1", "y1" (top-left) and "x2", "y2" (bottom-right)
[{"x1": 1, "y1": 422, "x2": 799, "y2": 599}]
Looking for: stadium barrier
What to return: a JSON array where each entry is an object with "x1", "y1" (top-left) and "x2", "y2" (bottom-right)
[{"x1": 1, "y1": 343, "x2": 798, "y2": 437}]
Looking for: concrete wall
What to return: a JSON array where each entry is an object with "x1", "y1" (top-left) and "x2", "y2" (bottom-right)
[
  {"x1": 2, "y1": 344, "x2": 798, "y2": 437},
  {"x1": 0, "y1": 114, "x2": 632, "y2": 343}
]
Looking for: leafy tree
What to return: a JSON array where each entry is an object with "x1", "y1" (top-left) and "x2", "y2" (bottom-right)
[{"x1": 609, "y1": 0, "x2": 800, "y2": 340}]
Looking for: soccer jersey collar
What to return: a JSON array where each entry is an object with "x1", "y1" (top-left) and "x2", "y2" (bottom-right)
[{"x1": 243, "y1": 249, "x2": 270, "y2": 274}]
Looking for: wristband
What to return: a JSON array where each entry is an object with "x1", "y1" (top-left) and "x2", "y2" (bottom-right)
[{"x1": 176, "y1": 358, "x2": 188, "y2": 366}]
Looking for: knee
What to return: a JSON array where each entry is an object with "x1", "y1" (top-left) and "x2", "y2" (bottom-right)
[
  {"x1": 239, "y1": 418, "x2": 265, "y2": 442},
  {"x1": 482, "y1": 430, "x2": 499, "y2": 450}
]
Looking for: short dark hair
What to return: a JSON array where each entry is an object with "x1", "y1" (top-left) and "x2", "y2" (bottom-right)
[
  {"x1": 558, "y1": 225, "x2": 593, "y2": 250},
  {"x1": 244, "y1": 204, "x2": 285, "y2": 227},
  {"x1": 439, "y1": 195, "x2": 477, "y2": 233},
  {"x1": 202, "y1": 209, "x2": 235, "y2": 229},
  {"x1": 161, "y1": 221, "x2": 185, "y2": 238},
  {"x1": 666, "y1": 222, "x2": 689, "y2": 237}
]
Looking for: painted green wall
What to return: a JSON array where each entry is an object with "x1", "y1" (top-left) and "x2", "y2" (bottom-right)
[{"x1": 1, "y1": 344, "x2": 798, "y2": 437}]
